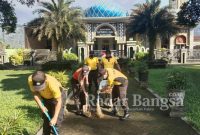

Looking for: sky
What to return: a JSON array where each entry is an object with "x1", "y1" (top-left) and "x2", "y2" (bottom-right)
[{"x1": 13, "y1": 0, "x2": 169, "y2": 25}]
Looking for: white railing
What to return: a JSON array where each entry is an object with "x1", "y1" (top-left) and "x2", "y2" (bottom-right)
[{"x1": 154, "y1": 49, "x2": 200, "y2": 63}]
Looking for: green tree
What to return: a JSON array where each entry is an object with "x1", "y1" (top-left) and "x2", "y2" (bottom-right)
[
  {"x1": 28, "y1": 0, "x2": 85, "y2": 54},
  {"x1": 177, "y1": 0, "x2": 200, "y2": 28},
  {"x1": 128, "y1": 0, "x2": 179, "y2": 61},
  {"x1": 0, "y1": 0, "x2": 38, "y2": 33},
  {"x1": 0, "y1": 0, "x2": 17, "y2": 33}
]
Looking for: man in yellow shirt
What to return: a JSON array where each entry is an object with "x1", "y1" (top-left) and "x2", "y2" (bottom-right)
[
  {"x1": 28, "y1": 71, "x2": 66, "y2": 135},
  {"x1": 98, "y1": 68, "x2": 130, "y2": 120},
  {"x1": 101, "y1": 50, "x2": 121, "y2": 71},
  {"x1": 84, "y1": 51, "x2": 99, "y2": 93}
]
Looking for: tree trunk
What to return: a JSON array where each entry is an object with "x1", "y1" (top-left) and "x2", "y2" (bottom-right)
[
  {"x1": 148, "y1": 33, "x2": 157, "y2": 61},
  {"x1": 57, "y1": 41, "x2": 64, "y2": 61},
  {"x1": 51, "y1": 38, "x2": 58, "y2": 51},
  {"x1": 156, "y1": 34, "x2": 161, "y2": 49}
]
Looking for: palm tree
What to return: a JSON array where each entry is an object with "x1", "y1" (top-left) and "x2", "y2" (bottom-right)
[
  {"x1": 28, "y1": 0, "x2": 85, "y2": 53},
  {"x1": 127, "y1": 0, "x2": 179, "y2": 61}
]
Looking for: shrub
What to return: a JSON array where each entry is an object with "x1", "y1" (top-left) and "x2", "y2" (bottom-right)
[
  {"x1": 47, "y1": 71, "x2": 70, "y2": 88},
  {"x1": 42, "y1": 61, "x2": 79, "y2": 71},
  {"x1": 0, "y1": 111, "x2": 26, "y2": 135},
  {"x1": 117, "y1": 58, "x2": 133, "y2": 68},
  {"x1": 166, "y1": 71, "x2": 187, "y2": 91},
  {"x1": 135, "y1": 60, "x2": 148, "y2": 73},
  {"x1": 135, "y1": 52, "x2": 148, "y2": 61},
  {"x1": 63, "y1": 51, "x2": 78, "y2": 61},
  {"x1": 148, "y1": 59, "x2": 168, "y2": 69},
  {"x1": 9, "y1": 49, "x2": 24, "y2": 66}
]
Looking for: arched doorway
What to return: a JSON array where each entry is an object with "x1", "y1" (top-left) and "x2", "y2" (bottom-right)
[
  {"x1": 130, "y1": 47, "x2": 134, "y2": 58},
  {"x1": 81, "y1": 48, "x2": 84, "y2": 61}
]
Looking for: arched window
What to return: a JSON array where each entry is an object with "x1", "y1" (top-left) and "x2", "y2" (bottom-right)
[{"x1": 175, "y1": 35, "x2": 186, "y2": 45}]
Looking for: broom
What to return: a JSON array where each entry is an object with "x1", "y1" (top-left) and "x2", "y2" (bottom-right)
[
  {"x1": 82, "y1": 92, "x2": 92, "y2": 117},
  {"x1": 96, "y1": 90, "x2": 104, "y2": 118},
  {"x1": 96, "y1": 80, "x2": 109, "y2": 118}
]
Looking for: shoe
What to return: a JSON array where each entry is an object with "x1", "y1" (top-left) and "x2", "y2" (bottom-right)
[
  {"x1": 76, "y1": 111, "x2": 82, "y2": 115},
  {"x1": 75, "y1": 105, "x2": 82, "y2": 115},
  {"x1": 120, "y1": 113, "x2": 130, "y2": 120},
  {"x1": 112, "y1": 109, "x2": 119, "y2": 116},
  {"x1": 83, "y1": 111, "x2": 92, "y2": 118}
]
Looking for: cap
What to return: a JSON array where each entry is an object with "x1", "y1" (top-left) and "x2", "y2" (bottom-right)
[
  {"x1": 82, "y1": 65, "x2": 89, "y2": 76},
  {"x1": 32, "y1": 71, "x2": 46, "y2": 91}
]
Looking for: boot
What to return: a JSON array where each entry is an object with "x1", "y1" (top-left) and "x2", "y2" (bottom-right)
[
  {"x1": 76, "y1": 104, "x2": 82, "y2": 115},
  {"x1": 121, "y1": 110, "x2": 130, "y2": 120},
  {"x1": 112, "y1": 106, "x2": 119, "y2": 116}
]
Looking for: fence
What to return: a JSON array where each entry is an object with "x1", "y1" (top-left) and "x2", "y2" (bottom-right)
[{"x1": 154, "y1": 49, "x2": 200, "y2": 64}]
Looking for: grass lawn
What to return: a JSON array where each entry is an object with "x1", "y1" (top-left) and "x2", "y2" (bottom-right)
[
  {"x1": 0, "y1": 70, "x2": 42, "y2": 134},
  {"x1": 148, "y1": 65, "x2": 200, "y2": 130}
]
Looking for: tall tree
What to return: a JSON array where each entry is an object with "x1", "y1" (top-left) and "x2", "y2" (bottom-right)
[
  {"x1": 0, "y1": 0, "x2": 39, "y2": 33},
  {"x1": 177, "y1": 0, "x2": 200, "y2": 28},
  {"x1": 28, "y1": 0, "x2": 85, "y2": 53},
  {"x1": 128, "y1": 0, "x2": 179, "y2": 61},
  {"x1": 0, "y1": 0, "x2": 17, "y2": 33}
]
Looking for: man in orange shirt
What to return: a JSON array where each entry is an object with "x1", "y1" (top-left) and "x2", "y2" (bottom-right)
[{"x1": 71, "y1": 65, "x2": 90, "y2": 115}]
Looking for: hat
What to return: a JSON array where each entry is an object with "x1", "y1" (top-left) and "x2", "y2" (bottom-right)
[
  {"x1": 82, "y1": 65, "x2": 89, "y2": 76},
  {"x1": 98, "y1": 68, "x2": 107, "y2": 76},
  {"x1": 32, "y1": 71, "x2": 46, "y2": 91}
]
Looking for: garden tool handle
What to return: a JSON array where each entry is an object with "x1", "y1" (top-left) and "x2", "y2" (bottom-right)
[
  {"x1": 43, "y1": 111, "x2": 59, "y2": 135},
  {"x1": 41, "y1": 101, "x2": 59, "y2": 135}
]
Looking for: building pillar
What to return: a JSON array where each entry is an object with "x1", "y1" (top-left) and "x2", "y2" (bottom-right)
[
  {"x1": 91, "y1": 45, "x2": 94, "y2": 50},
  {"x1": 121, "y1": 44, "x2": 124, "y2": 57},
  {"x1": 78, "y1": 47, "x2": 81, "y2": 62},
  {"x1": 78, "y1": 42, "x2": 88, "y2": 62},
  {"x1": 118, "y1": 44, "x2": 121, "y2": 57},
  {"x1": 127, "y1": 47, "x2": 130, "y2": 58}
]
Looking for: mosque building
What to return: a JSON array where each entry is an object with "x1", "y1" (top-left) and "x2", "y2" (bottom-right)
[{"x1": 24, "y1": 0, "x2": 200, "y2": 63}]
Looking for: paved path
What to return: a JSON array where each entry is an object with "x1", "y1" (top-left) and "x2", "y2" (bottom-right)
[{"x1": 59, "y1": 77, "x2": 198, "y2": 135}]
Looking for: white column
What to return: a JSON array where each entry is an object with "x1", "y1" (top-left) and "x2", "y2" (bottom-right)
[
  {"x1": 127, "y1": 47, "x2": 130, "y2": 58},
  {"x1": 189, "y1": 28, "x2": 194, "y2": 50},
  {"x1": 78, "y1": 47, "x2": 81, "y2": 62},
  {"x1": 84, "y1": 47, "x2": 87, "y2": 60},
  {"x1": 91, "y1": 45, "x2": 94, "y2": 50},
  {"x1": 122, "y1": 44, "x2": 125, "y2": 57},
  {"x1": 118, "y1": 44, "x2": 121, "y2": 57}
]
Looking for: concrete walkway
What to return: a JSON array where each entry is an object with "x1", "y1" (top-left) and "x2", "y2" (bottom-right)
[{"x1": 59, "y1": 77, "x2": 198, "y2": 135}]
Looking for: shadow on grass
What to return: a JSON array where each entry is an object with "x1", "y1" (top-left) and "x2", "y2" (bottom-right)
[
  {"x1": 17, "y1": 105, "x2": 41, "y2": 120},
  {"x1": 0, "y1": 72, "x2": 34, "y2": 100},
  {"x1": 16, "y1": 105, "x2": 41, "y2": 134}
]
